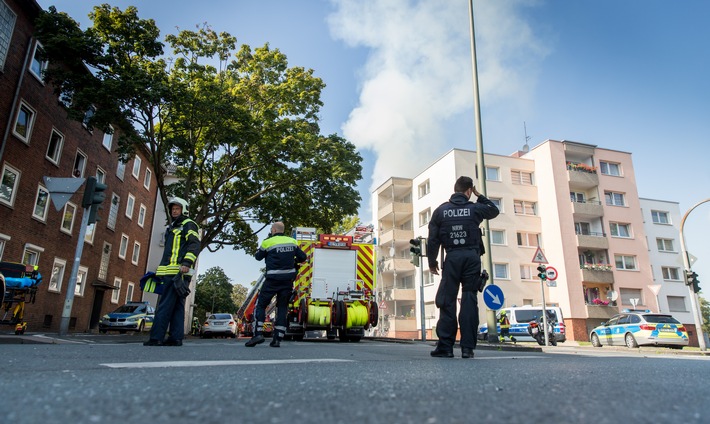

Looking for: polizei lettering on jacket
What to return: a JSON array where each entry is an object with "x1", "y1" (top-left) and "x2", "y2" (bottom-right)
[
  {"x1": 443, "y1": 208, "x2": 471, "y2": 218},
  {"x1": 275, "y1": 246, "x2": 295, "y2": 253}
]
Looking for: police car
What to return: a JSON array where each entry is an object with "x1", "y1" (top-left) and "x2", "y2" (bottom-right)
[
  {"x1": 478, "y1": 306, "x2": 566, "y2": 343},
  {"x1": 589, "y1": 310, "x2": 689, "y2": 349},
  {"x1": 99, "y1": 301, "x2": 155, "y2": 333}
]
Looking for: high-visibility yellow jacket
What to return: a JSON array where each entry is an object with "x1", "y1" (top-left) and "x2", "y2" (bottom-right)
[{"x1": 156, "y1": 216, "x2": 200, "y2": 277}]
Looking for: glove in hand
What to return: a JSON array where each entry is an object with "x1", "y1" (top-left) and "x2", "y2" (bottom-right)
[{"x1": 173, "y1": 273, "x2": 191, "y2": 298}]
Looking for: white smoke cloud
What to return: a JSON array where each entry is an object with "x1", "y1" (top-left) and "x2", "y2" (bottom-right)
[{"x1": 327, "y1": 0, "x2": 550, "y2": 188}]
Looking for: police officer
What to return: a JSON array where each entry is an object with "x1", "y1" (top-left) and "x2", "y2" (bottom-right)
[
  {"x1": 246, "y1": 222, "x2": 307, "y2": 348},
  {"x1": 144, "y1": 197, "x2": 200, "y2": 346},
  {"x1": 427, "y1": 176, "x2": 499, "y2": 358}
]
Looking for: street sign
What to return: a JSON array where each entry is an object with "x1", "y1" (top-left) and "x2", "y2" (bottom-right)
[
  {"x1": 531, "y1": 246, "x2": 548, "y2": 264},
  {"x1": 545, "y1": 266, "x2": 558, "y2": 281},
  {"x1": 43, "y1": 176, "x2": 85, "y2": 211},
  {"x1": 379, "y1": 301, "x2": 387, "y2": 310},
  {"x1": 483, "y1": 285, "x2": 505, "y2": 311}
]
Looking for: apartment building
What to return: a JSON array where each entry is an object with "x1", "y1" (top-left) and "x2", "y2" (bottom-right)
[
  {"x1": 372, "y1": 140, "x2": 701, "y2": 345},
  {"x1": 0, "y1": 0, "x2": 158, "y2": 332}
]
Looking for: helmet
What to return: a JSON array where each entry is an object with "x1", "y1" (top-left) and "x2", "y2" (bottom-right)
[
  {"x1": 167, "y1": 197, "x2": 189, "y2": 216},
  {"x1": 500, "y1": 311, "x2": 506, "y2": 316}
]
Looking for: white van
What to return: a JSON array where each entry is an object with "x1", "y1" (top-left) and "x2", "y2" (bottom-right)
[{"x1": 478, "y1": 305, "x2": 566, "y2": 342}]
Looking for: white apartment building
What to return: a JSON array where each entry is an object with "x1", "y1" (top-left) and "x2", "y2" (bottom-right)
[{"x1": 372, "y1": 140, "x2": 702, "y2": 346}]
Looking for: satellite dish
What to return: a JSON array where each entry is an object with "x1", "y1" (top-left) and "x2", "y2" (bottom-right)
[
  {"x1": 389, "y1": 247, "x2": 395, "y2": 257},
  {"x1": 606, "y1": 290, "x2": 618, "y2": 301}
]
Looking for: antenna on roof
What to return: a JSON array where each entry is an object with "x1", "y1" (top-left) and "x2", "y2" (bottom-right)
[{"x1": 522, "y1": 121, "x2": 531, "y2": 153}]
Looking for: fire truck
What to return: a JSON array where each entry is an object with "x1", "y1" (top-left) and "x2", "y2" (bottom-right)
[
  {"x1": 236, "y1": 227, "x2": 378, "y2": 342},
  {"x1": 286, "y1": 227, "x2": 378, "y2": 342},
  {"x1": 235, "y1": 274, "x2": 273, "y2": 337}
]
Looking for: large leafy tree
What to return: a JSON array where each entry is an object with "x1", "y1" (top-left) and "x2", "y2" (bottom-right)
[
  {"x1": 35, "y1": 5, "x2": 362, "y2": 256},
  {"x1": 194, "y1": 267, "x2": 237, "y2": 319}
]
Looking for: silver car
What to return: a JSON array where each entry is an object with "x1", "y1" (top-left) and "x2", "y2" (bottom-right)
[
  {"x1": 200, "y1": 313, "x2": 237, "y2": 338},
  {"x1": 589, "y1": 310, "x2": 689, "y2": 349}
]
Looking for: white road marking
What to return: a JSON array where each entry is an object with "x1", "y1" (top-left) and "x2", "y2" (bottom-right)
[{"x1": 101, "y1": 358, "x2": 354, "y2": 369}]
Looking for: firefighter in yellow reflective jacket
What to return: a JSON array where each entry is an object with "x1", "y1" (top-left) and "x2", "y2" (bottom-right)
[
  {"x1": 144, "y1": 197, "x2": 200, "y2": 347},
  {"x1": 246, "y1": 222, "x2": 307, "y2": 348},
  {"x1": 498, "y1": 310, "x2": 516, "y2": 343}
]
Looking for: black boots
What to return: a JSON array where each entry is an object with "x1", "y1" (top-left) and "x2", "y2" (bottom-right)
[
  {"x1": 245, "y1": 334, "x2": 265, "y2": 347},
  {"x1": 461, "y1": 348, "x2": 474, "y2": 359},
  {"x1": 430, "y1": 348, "x2": 454, "y2": 358},
  {"x1": 270, "y1": 338, "x2": 281, "y2": 348}
]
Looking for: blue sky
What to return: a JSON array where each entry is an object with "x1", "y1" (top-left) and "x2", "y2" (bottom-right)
[{"x1": 39, "y1": 1, "x2": 710, "y2": 301}]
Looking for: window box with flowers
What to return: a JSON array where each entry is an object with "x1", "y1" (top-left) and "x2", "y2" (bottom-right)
[
  {"x1": 581, "y1": 263, "x2": 612, "y2": 272},
  {"x1": 566, "y1": 161, "x2": 597, "y2": 174}
]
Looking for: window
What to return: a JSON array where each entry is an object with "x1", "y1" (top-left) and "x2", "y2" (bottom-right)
[
  {"x1": 61, "y1": 202, "x2": 77, "y2": 234},
  {"x1": 0, "y1": 0, "x2": 17, "y2": 71},
  {"x1": 0, "y1": 163, "x2": 20, "y2": 206},
  {"x1": 132, "y1": 241, "x2": 141, "y2": 265},
  {"x1": 489, "y1": 197, "x2": 502, "y2": 211},
  {"x1": 102, "y1": 125, "x2": 113, "y2": 151},
  {"x1": 118, "y1": 234, "x2": 129, "y2": 259},
  {"x1": 490, "y1": 230, "x2": 506, "y2": 245},
  {"x1": 615, "y1": 255, "x2": 637, "y2": 271},
  {"x1": 570, "y1": 192, "x2": 586, "y2": 203},
  {"x1": 574, "y1": 222, "x2": 591, "y2": 235},
  {"x1": 85, "y1": 223, "x2": 95, "y2": 244},
  {"x1": 662, "y1": 267, "x2": 680, "y2": 281},
  {"x1": 485, "y1": 167, "x2": 500, "y2": 181},
  {"x1": 98, "y1": 243, "x2": 111, "y2": 281},
  {"x1": 46, "y1": 129, "x2": 64, "y2": 165},
  {"x1": 423, "y1": 270, "x2": 435, "y2": 286},
  {"x1": 126, "y1": 194, "x2": 135, "y2": 219},
  {"x1": 610, "y1": 222, "x2": 631, "y2": 238},
  {"x1": 13, "y1": 102, "x2": 35, "y2": 143},
  {"x1": 517, "y1": 232, "x2": 541, "y2": 247},
  {"x1": 513, "y1": 200, "x2": 537, "y2": 215},
  {"x1": 599, "y1": 161, "x2": 622, "y2": 176},
  {"x1": 520, "y1": 265, "x2": 535, "y2": 280},
  {"x1": 511, "y1": 170, "x2": 533, "y2": 185},
  {"x1": 604, "y1": 191, "x2": 626, "y2": 207},
  {"x1": 651, "y1": 210, "x2": 670, "y2": 224},
  {"x1": 125, "y1": 282, "x2": 135, "y2": 303},
  {"x1": 116, "y1": 160, "x2": 126, "y2": 180},
  {"x1": 96, "y1": 168, "x2": 106, "y2": 184},
  {"x1": 419, "y1": 208, "x2": 431, "y2": 227},
  {"x1": 132, "y1": 157, "x2": 141, "y2": 179},
  {"x1": 493, "y1": 263, "x2": 509, "y2": 280},
  {"x1": 417, "y1": 179, "x2": 430, "y2": 198},
  {"x1": 138, "y1": 204, "x2": 147, "y2": 227},
  {"x1": 620, "y1": 288, "x2": 643, "y2": 306},
  {"x1": 108, "y1": 193, "x2": 120, "y2": 230},
  {"x1": 29, "y1": 41, "x2": 48, "y2": 82},
  {"x1": 22, "y1": 243, "x2": 43, "y2": 266},
  {"x1": 656, "y1": 238, "x2": 675, "y2": 252},
  {"x1": 32, "y1": 185, "x2": 50, "y2": 221},
  {"x1": 73, "y1": 151, "x2": 87, "y2": 178},
  {"x1": 82, "y1": 105, "x2": 95, "y2": 129},
  {"x1": 75, "y1": 266, "x2": 88, "y2": 297},
  {"x1": 0, "y1": 233, "x2": 8, "y2": 261},
  {"x1": 48, "y1": 258, "x2": 67, "y2": 293},
  {"x1": 667, "y1": 296, "x2": 687, "y2": 313},
  {"x1": 111, "y1": 278, "x2": 122, "y2": 304},
  {"x1": 144, "y1": 168, "x2": 152, "y2": 189}
]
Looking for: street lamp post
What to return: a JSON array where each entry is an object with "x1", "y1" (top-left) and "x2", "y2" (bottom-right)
[{"x1": 679, "y1": 199, "x2": 709, "y2": 351}]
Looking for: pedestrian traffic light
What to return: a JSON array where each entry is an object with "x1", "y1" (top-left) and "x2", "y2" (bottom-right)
[
  {"x1": 409, "y1": 238, "x2": 422, "y2": 267},
  {"x1": 537, "y1": 264, "x2": 547, "y2": 281},
  {"x1": 82, "y1": 176, "x2": 107, "y2": 225},
  {"x1": 686, "y1": 270, "x2": 700, "y2": 293}
]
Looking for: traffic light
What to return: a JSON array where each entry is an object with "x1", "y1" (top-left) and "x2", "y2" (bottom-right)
[
  {"x1": 409, "y1": 238, "x2": 422, "y2": 267},
  {"x1": 537, "y1": 264, "x2": 547, "y2": 281},
  {"x1": 686, "y1": 270, "x2": 700, "y2": 293},
  {"x1": 82, "y1": 176, "x2": 107, "y2": 225}
]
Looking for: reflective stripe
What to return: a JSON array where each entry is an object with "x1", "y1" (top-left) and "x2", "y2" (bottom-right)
[
  {"x1": 274, "y1": 326, "x2": 287, "y2": 332},
  {"x1": 266, "y1": 269, "x2": 295, "y2": 275}
]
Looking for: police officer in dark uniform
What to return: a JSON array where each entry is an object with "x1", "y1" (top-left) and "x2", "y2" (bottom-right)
[
  {"x1": 246, "y1": 222, "x2": 307, "y2": 348},
  {"x1": 427, "y1": 176, "x2": 499, "y2": 358}
]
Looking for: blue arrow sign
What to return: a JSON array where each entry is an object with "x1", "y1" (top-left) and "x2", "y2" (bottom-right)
[{"x1": 483, "y1": 284, "x2": 505, "y2": 311}]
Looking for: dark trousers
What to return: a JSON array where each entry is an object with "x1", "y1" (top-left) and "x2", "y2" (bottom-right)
[
  {"x1": 149, "y1": 275, "x2": 186, "y2": 341},
  {"x1": 254, "y1": 279, "x2": 292, "y2": 340},
  {"x1": 434, "y1": 249, "x2": 481, "y2": 352}
]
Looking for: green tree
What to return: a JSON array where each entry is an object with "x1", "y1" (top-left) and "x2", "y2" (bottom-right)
[
  {"x1": 328, "y1": 215, "x2": 361, "y2": 235},
  {"x1": 231, "y1": 284, "x2": 248, "y2": 311},
  {"x1": 700, "y1": 296, "x2": 710, "y2": 335},
  {"x1": 194, "y1": 267, "x2": 236, "y2": 320},
  {"x1": 35, "y1": 5, "x2": 362, "y2": 257}
]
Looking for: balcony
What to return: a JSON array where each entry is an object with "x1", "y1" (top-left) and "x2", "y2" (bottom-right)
[
  {"x1": 572, "y1": 200, "x2": 604, "y2": 218},
  {"x1": 379, "y1": 228, "x2": 414, "y2": 246},
  {"x1": 378, "y1": 201, "x2": 413, "y2": 221},
  {"x1": 586, "y1": 304, "x2": 618, "y2": 320},
  {"x1": 576, "y1": 232, "x2": 609, "y2": 250},
  {"x1": 380, "y1": 257, "x2": 415, "y2": 274},
  {"x1": 581, "y1": 268, "x2": 615, "y2": 284},
  {"x1": 567, "y1": 163, "x2": 599, "y2": 189}
]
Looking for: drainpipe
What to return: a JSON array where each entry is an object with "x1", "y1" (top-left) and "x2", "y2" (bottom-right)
[{"x1": 0, "y1": 36, "x2": 34, "y2": 163}]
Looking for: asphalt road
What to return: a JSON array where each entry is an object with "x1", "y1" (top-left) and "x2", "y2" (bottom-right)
[{"x1": 1, "y1": 333, "x2": 709, "y2": 424}]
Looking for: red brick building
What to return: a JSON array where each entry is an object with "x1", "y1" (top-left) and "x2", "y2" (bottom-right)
[{"x1": 0, "y1": 0, "x2": 158, "y2": 332}]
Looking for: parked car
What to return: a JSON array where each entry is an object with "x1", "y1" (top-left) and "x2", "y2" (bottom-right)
[
  {"x1": 99, "y1": 301, "x2": 154, "y2": 334},
  {"x1": 201, "y1": 313, "x2": 238, "y2": 338},
  {"x1": 478, "y1": 305, "x2": 566, "y2": 342},
  {"x1": 589, "y1": 310, "x2": 689, "y2": 349}
]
